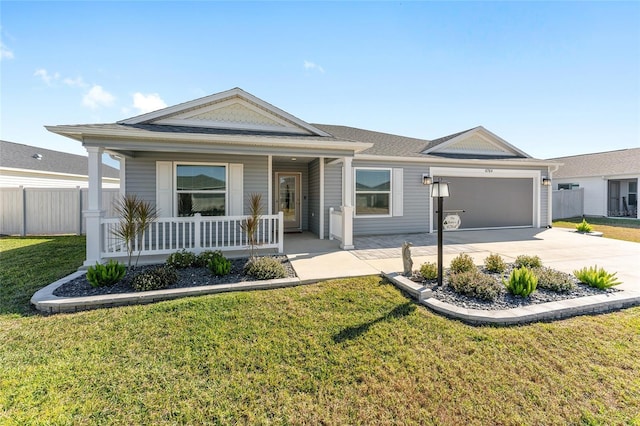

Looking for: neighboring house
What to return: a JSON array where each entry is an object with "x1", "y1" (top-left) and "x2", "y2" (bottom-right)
[
  {"x1": 46, "y1": 88, "x2": 559, "y2": 266},
  {"x1": 551, "y1": 148, "x2": 640, "y2": 219},
  {"x1": 0, "y1": 140, "x2": 120, "y2": 188}
]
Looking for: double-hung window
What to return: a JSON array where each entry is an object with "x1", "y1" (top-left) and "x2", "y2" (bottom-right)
[
  {"x1": 355, "y1": 168, "x2": 391, "y2": 216},
  {"x1": 176, "y1": 164, "x2": 227, "y2": 216}
]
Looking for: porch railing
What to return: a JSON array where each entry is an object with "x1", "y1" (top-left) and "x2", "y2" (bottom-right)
[
  {"x1": 101, "y1": 212, "x2": 284, "y2": 258},
  {"x1": 328, "y1": 207, "x2": 343, "y2": 242}
]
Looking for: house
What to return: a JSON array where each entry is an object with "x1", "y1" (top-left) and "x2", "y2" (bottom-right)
[
  {"x1": 551, "y1": 148, "x2": 640, "y2": 219},
  {"x1": 0, "y1": 140, "x2": 120, "y2": 188},
  {"x1": 46, "y1": 88, "x2": 559, "y2": 266}
]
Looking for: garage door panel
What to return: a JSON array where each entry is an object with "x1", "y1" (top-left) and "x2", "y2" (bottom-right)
[{"x1": 436, "y1": 177, "x2": 533, "y2": 229}]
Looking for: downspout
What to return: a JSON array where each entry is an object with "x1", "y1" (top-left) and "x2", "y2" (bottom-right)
[{"x1": 547, "y1": 163, "x2": 560, "y2": 227}]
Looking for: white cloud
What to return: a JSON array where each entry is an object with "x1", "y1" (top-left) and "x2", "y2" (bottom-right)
[
  {"x1": 82, "y1": 85, "x2": 116, "y2": 109},
  {"x1": 34, "y1": 68, "x2": 60, "y2": 85},
  {"x1": 63, "y1": 76, "x2": 88, "y2": 88},
  {"x1": 0, "y1": 41, "x2": 13, "y2": 60},
  {"x1": 304, "y1": 60, "x2": 325, "y2": 73},
  {"x1": 132, "y1": 92, "x2": 167, "y2": 114}
]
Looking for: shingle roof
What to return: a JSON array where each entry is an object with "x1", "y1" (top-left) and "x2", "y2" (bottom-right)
[
  {"x1": 0, "y1": 140, "x2": 120, "y2": 178},
  {"x1": 312, "y1": 124, "x2": 432, "y2": 157},
  {"x1": 550, "y1": 148, "x2": 640, "y2": 179}
]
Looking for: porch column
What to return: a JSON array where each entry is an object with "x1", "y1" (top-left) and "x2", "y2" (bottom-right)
[
  {"x1": 319, "y1": 157, "x2": 325, "y2": 239},
  {"x1": 341, "y1": 156, "x2": 354, "y2": 249},
  {"x1": 84, "y1": 146, "x2": 104, "y2": 267}
]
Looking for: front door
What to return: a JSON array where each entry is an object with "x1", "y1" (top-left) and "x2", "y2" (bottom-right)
[{"x1": 276, "y1": 172, "x2": 301, "y2": 232}]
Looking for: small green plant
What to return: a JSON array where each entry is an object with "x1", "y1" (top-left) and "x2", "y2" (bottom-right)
[
  {"x1": 450, "y1": 253, "x2": 475, "y2": 274},
  {"x1": 208, "y1": 252, "x2": 232, "y2": 277},
  {"x1": 514, "y1": 254, "x2": 542, "y2": 269},
  {"x1": 573, "y1": 265, "x2": 621, "y2": 289},
  {"x1": 503, "y1": 267, "x2": 538, "y2": 297},
  {"x1": 419, "y1": 262, "x2": 438, "y2": 280},
  {"x1": 166, "y1": 250, "x2": 196, "y2": 269},
  {"x1": 576, "y1": 218, "x2": 593, "y2": 233},
  {"x1": 533, "y1": 267, "x2": 576, "y2": 292},
  {"x1": 86, "y1": 260, "x2": 126, "y2": 288},
  {"x1": 449, "y1": 270, "x2": 502, "y2": 301},
  {"x1": 195, "y1": 250, "x2": 220, "y2": 268},
  {"x1": 484, "y1": 253, "x2": 506, "y2": 273},
  {"x1": 131, "y1": 266, "x2": 178, "y2": 292},
  {"x1": 244, "y1": 256, "x2": 287, "y2": 280}
]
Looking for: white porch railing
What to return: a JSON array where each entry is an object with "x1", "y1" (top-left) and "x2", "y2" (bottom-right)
[
  {"x1": 101, "y1": 212, "x2": 284, "y2": 258},
  {"x1": 329, "y1": 207, "x2": 343, "y2": 242}
]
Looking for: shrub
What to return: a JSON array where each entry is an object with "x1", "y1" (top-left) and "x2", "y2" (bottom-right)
[
  {"x1": 450, "y1": 253, "x2": 475, "y2": 274},
  {"x1": 86, "y1": 260, "x2": 126, "y2": 288},
  {"x1": 533, "y1": 267, "x2": 576, "y2": 292},
  {"x1": 576, "y1": 218, "x2": 593, "y2": 233},
  {"x1": 503, "y1": 267, "x2": 538, "y2": 297},
  {"x1": 484, "y1": 254, "x2": 506, "y2": 273},
  {"x1": 514, "y1": 254, "x2": 542, "y2": 269},
  {"x1": 196, "y1": 250, "x2": 221, "y2": 268},
  {"x1": 244, "y1": 256, "x2": 287, "y2": 280},
  {"x1": 449, "y1": 270, "x2": 502, "y2": 301},
  {"x1": 208, "y1": 252, "x2": 232, "y2": 277},
  {"x1": 419, "y1": 262, "x2": 438, "y2": 280},
  {"x1": 131, "y1": 266, "x2": 178, "y2": 292},
  {"x1": 166, "y1": 250, "x2": 196, "y2": 269},
  {"x1": 574, "y1": 265, "x2": 621, "y2": 289}
]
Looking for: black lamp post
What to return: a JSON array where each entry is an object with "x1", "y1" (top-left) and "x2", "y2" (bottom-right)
[{"x1": 425, "y1": 177, "x2": 450, "y2": 286}]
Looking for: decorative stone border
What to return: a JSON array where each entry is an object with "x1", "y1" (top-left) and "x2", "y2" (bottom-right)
[
  {"x1": 384, "y1": 272, "x2": 640, "y2": 326},
  {"x1": 31, "y1": 272, "x2": 302, "y2": 314}
]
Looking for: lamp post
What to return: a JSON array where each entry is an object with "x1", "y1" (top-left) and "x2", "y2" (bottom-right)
[{"x1": 426, "y1": 177, "x2": 450, "y2": 286}]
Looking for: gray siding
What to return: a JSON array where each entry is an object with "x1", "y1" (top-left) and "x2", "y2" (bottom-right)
[
  {"x1": 352, "y1": 160, "x2": 430, "y2": 236},
  {"x1": 125, "y1": 152, "x2": 269, "y2": 215},
  {"x1": 308, "y1": 159, "x2": 320, "y2": 235},
  {"x1": 324, "y1": 161, "x2": 343, "y2": 238}
]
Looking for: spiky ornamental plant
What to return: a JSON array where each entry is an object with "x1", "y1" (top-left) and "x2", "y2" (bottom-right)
[
  {"x1": 240, "y1": 193, "x2": 264, "y2": 260},
  {"x1": 112, "y1": 195, "x2": 157, "y2": 270}
]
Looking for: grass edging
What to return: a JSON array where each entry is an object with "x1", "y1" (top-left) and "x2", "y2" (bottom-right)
[
  {"x1": 383, "y1": 272, "x2": 640, "y2": 326},
  {"x1": 31, "y1": 272, "x2": 302, "y2": 314}
]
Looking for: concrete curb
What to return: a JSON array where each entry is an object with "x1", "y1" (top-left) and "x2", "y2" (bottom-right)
[
  {"x1": 31, "y1": 272, "x2": 302, "y2": 314},
  {"x1": 383, "y1": 272, "x2": 640, "y2": 326}
]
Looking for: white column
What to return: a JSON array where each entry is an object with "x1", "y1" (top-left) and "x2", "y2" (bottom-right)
[
  {"x1": 118, "y1": 156, "x2": 126, "y2": 198},
  {"x1": 341, "y1": 156, "x2": 354, "y2": 250},
  {"x1": 319, "y1": 157, "x2": 325, "y2": 239},
  {"x1": 84, "y1": 146, "x2": 104, "y2": 267}
]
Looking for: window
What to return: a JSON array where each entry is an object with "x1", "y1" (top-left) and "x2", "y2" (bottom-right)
[
  {"x1": 557, "y1": 183, "x2": 579, "y2": 190},
  {"x1": 355, "y1": 168, "x2": 391, "y2": 216},
  {"x1": 176, "y1": 164, "x2": 226, "y2": 216},
  {"x1": 629, "y1": 181, "x2": 637, "y2": 207}
]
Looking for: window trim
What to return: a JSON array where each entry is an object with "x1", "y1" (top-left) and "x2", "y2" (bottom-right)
[
  {"x1": 354, "y1": 167, "x2": 393, "y2": 218},
  {"x1": 174, "y1": 162, "x2": 228, "y2": 217}
]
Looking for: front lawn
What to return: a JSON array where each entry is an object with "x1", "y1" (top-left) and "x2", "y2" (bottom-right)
[
  {"x1": 553, "y1": 216, "x2": 640, "y2": 243},
  {"x1": 1, "y1": 236, "x2": 639, "y2": 424}
]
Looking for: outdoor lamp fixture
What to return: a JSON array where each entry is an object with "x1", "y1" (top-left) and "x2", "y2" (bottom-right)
[
  {"x1": 542, "y1": 177, "x2": 551, "y2": 186},
  {"x1": 422, "y1": 174, "x2": 433, "y2": 185},
  {"x1": 431, "y1": 180, "x2": 450, "y2": 286}
]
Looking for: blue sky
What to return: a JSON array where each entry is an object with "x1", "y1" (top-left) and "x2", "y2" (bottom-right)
[{"x1": 2, "y1": 1, "x2": 639, "y2": 167}]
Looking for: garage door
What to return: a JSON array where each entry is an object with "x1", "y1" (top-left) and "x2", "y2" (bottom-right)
[{"x1": 434, "y1": 177, "x2": 533, "y2": 229}]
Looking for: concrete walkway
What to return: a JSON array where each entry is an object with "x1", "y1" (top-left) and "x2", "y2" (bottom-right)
[{"x1": 288, "y1": 228, "x2": 640, "y2": 292}]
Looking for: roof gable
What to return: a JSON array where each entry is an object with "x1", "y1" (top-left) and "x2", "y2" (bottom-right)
[
  {"x1": 423, "y1": 127, "x2": 530, "y2": 158},
  {"x1": 118, "y1": 88, "x2": 331, "y2": 137}
]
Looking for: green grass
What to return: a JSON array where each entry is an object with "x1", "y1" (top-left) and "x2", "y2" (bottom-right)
[
  {"x1": 1, "y1": 236, "x2": 640, "y2": 424},
  {"x1": 553, "y1": 216, "x2": 640, "y2": 243}
]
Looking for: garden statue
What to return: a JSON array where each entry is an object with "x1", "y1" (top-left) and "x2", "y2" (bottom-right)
[{"x1": 402, "y1": 241, "x2": 413, "y2": 276}]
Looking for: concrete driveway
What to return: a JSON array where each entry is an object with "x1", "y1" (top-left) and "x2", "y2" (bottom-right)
[{"x1": 287, "y1": 228, "x2": 640, "y2": 291}]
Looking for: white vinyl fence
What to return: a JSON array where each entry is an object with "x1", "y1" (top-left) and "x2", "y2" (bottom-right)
[
  {"x1": 552, "y1": 189, "x2": 584, "y2": 220},
  {"x1": 0, "y1": 187, "x2": 120, "y2": 236}
]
